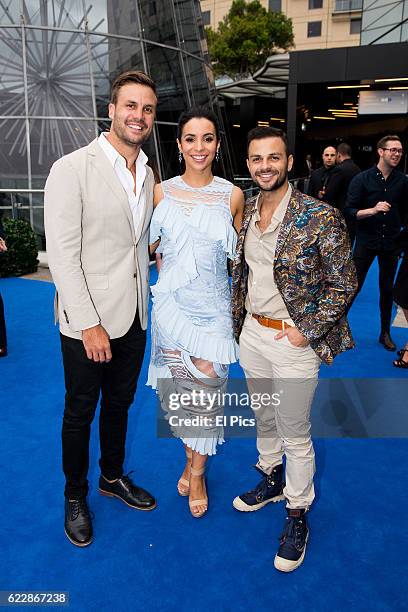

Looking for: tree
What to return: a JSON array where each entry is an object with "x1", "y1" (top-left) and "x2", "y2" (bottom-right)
[{"x1": 206, "y1": 0, "x2": 294, "y2": 78}]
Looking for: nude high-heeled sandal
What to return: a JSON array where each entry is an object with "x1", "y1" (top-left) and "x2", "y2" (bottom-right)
[
  {"x1": 177, "y1": 448, "x2": 192, "y2": 496},
  {"x1": 188, "y1": 466, "x2": 208, "y2": 518}
]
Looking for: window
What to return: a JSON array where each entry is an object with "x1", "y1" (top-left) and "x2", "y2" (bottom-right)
[
  {"x1": 269, "y1": 0, "x2": 282, "y2": 11},
  {"x1": 309, "y1": 0, "x2": 323, "y2": 8},
  {"x1": 202, "y1": 10, "x2": 211, "y2": 26},
  {"x1": 307, "y1": 21, "x2": 322, "y2": 37},
  {"x1": 335, "y1": 0, "x2": 362, "y2": 11},
  {"x1": 350, "y1": 18, "x2": 361, "y2": 34}
]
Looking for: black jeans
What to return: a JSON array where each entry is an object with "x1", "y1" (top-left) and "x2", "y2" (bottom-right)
[
  {"x1": 352, "y1": 242, "x2": 399, "y2": 333},
  {"x1": 60, "y1": 314, "x2": 146, "y2": 499},
  {"x1": 0, "y1": 293, "x2": 6, "y2": 349}
]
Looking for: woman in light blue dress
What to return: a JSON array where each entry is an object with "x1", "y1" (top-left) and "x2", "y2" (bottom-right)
[{"x1": 148, "y1": 107, "x2": 244, "y2": 517}]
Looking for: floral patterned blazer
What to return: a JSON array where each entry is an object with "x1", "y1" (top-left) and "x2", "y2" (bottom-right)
[{"x1": 232, "y1": 188, "x2": 358, "y2": 365}]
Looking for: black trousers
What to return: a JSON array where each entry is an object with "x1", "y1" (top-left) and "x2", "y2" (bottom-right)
[
  {"x1": 60, "y1": 314, "x2": 146, "y2": 499},
  {"x1": 352, "y1": 242, "x2": 399, "y2": 333},
  {"x1": 394, "y1": 253, "x2": 408, "y2": 309},
  {"x1": 0, "y1": 293, "x2": 6, "y2": 349}
]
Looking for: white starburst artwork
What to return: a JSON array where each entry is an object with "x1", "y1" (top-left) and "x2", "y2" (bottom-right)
[{"x1": 0, "y1": 0, "x2": 111, "y2": 173}]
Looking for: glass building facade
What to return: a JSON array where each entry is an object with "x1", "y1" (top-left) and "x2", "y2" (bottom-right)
[
  {"x1": 0, "y1": 0, "x2": 232, "y2": 245},
  {"x1": 361, "y1": 0, "x2": 408, "y2": 45}
]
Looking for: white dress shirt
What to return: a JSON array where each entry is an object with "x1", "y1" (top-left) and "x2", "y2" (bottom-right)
[{"x1": 98, "y1": 132, "x2": 147, "y2": 239}]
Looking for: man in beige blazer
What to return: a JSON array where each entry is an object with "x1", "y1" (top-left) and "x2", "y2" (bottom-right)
[{"x1": 45, "y1": 70, "x2": 158, "y2": 547}]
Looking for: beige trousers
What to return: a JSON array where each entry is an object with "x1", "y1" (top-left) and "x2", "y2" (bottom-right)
[{"x1": 240, "y1": 314, "x2": 321, "y2": 509}]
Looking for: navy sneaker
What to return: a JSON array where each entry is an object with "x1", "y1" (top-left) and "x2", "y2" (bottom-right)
[
  {"x1": 274, "y1": 508, "x2": 309, "y2": 572},
  {"x1": 233, "y1": 464, "x2": 285, "y2": 512}
]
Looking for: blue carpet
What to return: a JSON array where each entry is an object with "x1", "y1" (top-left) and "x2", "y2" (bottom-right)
[{"x1": 0, "y1": 262, "x2": 407, "y2": 611}]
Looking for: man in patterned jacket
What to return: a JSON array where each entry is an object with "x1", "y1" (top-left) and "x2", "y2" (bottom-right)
[{"x1": 232, "y1": 126, "x2": 357, "y2": 572}]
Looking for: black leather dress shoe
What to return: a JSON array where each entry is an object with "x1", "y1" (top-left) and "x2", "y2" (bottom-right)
[
  {"x1": 99, "y1": 474, "x2": 157, "y2": 511},
  {"x1": 0, "y1": 347, "x2": 7, "y2": 357},
  {"x1": 379, "y1": 331, "x2": 396, "y2": 351},
  {"x1": 64, "y1": 498, "x2": 93, "y2": 547}
]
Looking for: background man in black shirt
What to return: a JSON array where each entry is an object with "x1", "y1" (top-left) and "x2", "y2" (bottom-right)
[
  {"x1": 324, "y1": 143, "x2": 361, "y2": 244},
  {"x1": 308, "y1": 145, "x2": 336, "y2": 200},
  {"x1": 345, "y1": 135, "x2": 408, "y2": 351}
]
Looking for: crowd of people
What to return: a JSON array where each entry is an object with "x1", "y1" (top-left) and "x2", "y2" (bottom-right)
[
  {"x1": 1, "y1": 69, "x2": 407, "y2": 574},
  {"x1": 306, "y1": 138, "x2": 408, "y2": 361}
]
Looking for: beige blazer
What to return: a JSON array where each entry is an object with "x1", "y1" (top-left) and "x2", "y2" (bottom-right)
[{"x1": 44, "y1": 138, "x2": 154, "y2": 340}]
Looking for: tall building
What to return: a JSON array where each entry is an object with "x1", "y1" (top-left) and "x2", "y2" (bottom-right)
[
  {"x1": 202, "y1": 0, "x2": 407, "y2": 178},
  {"x1": 0, "y1": 0, "x2": 230, "y2": 244},
  {"x1": 361, "y1": 0, "x2": 408, "y2": 45},
  {"x1": 201, "y1": 0, "x2": 363, "y2": 51}
]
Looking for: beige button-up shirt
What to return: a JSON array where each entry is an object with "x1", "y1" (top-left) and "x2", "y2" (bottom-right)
[{"x1": 244, "y1": 184, "x2": 294, "y2": 324}]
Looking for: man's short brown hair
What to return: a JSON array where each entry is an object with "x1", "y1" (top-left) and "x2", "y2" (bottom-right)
[
  {"x1": 377, "y1": 134, "x2": 401, "y2": 150},
  {"x1": 247, "y1": 126, "x2": 289, "y2": 156},
  {"x1": 337, "y1": 143, "x2": 352, "y2": 157},
  {"x1": 110, "y1": 70, "x2": 157, "y2": 104}
]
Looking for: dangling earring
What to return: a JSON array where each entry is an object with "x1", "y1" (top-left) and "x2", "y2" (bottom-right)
[
  {"x1": 178, "y1": 150, "x2": 183, "y2": 164},
  {"x1": 215, "y1": 148, "x2": 220, "y2": 163}
]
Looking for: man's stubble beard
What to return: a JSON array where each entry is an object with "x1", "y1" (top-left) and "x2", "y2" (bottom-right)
[
  {"x1": 255, "y1": 170, "x2": 288, "y2": 193},
  {"x1": 111, "y1": 118, "x2": 151, "y2": 148}
]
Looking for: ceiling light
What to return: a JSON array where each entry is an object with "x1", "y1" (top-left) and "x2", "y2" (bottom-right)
[
  {"x1": 389, "y1": 86, "x2": 408, "y2": 90},
  {"x1": 327, "y1": 85, "x2": 370, "y2": 90},
  {"x1": 313, "y1": 116, "x2": 336, "y2": 120},
  {"x1": 375, "y1": 77, "x2": 408, "y2": 82}
]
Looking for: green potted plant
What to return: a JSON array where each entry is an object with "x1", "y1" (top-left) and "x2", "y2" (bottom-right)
[{"x1": 0, "y1": 218, "x2": 39, "y2": 277}]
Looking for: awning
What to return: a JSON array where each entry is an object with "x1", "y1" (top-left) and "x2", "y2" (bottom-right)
[{"x1": 215, "y1": 53, "x2": 289, "y2": 99}]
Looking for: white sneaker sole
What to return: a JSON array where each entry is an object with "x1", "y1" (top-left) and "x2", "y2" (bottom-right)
[
  {"x1": 274, "y1": 534, "x2": 309, "y2": 572},
  {"x1": 232, "y1": 494, "x2": 285, "y2": 512}
]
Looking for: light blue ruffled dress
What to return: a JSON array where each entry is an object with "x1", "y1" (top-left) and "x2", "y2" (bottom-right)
[{"x1": 147, "y1": 175, "x2": 239, "y2": 455}]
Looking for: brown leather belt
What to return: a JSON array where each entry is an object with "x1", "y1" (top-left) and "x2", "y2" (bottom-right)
[{"x1": 251, "y1": 313, "x2": 292, "y2": 331}]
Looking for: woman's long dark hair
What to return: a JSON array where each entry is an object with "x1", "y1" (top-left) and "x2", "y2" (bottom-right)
[{"x1": 177, "y1": 106, "x2": 220, "y2": 142}]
